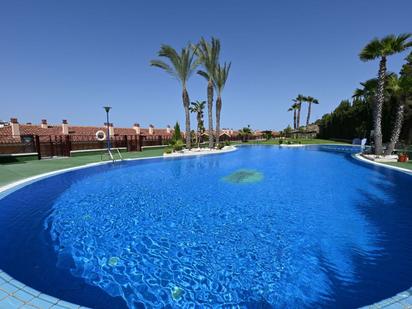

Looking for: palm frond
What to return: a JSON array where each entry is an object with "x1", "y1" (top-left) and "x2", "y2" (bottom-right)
[
  {"x1": 196, "y1": 37, "x2": 221, "y2": 80},
  {"x1": 360, "y1": 33, "x2": 412, "y2": 61},
  {"x1": 359, "y1": 38, "x2": 382, "y2": 61},
  {"x1": 214, "y1": 62, "x2": 231, "y2": 93},
  {"x1": 197, "y1": 70, "x2": 210, "y2": 81},
  {"x1": 150, "y1": 60, "x2": 177, "y2": 79},
  {"x1": 151, "y1": 43, "x2": 198, "y2": 86}
]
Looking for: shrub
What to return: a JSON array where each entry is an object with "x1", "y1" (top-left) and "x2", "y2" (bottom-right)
[
  {"x1": 173, "y1": 140, "x2": 184, "y2": 151},
  {"x1": 171, "y1": 122, "x2": 182, "y2": 143},
  {"x1": 164, "y1": 147, "x2": 172, "y2": 154}
]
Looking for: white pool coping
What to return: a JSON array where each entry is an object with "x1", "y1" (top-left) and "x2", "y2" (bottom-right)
[
  {"x1": 0, "y1": 144, "x2": 411, "y2": 308},
  {"x1": 353, "y1": 153, "x2": 412, "y2": 175}
]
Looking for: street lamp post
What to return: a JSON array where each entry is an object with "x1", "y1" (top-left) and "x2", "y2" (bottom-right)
[{"x1": 103, "y1": 106, "x2": 112, "y2": 152}]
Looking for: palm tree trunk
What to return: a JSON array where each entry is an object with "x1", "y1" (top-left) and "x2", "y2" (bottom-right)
[
  {"x1": 207, "y1": 80, "x2": 214, "y2": 148},
  {"x1": 297, "y1": 104, "x2": 301, "y2": 129},
  {"x1": 306, "y1": 102, "x2": 312, "y2": 127},
  {"x1": 197, "y1": 113, "x2": 201, "y2": 148},
  {"x1": 374, "y1": 57, "x2": 386, "y2": 155},
  {"x1": 182, "y1": 87, "x2": 191, "y2": 149},
  {"x1": 384, "y1": 99, "x2": 405, "y2": 155},
  {"x1": 293, "y1": 110, "x2": 297, "y2": 129},
  {"x1": 216, "y1": 95, "x2": 222, "y2": 146}
]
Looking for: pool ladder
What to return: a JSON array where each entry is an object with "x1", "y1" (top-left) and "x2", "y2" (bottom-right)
[{"x1": 101, "y1": 148, "x2": 123, "y2": 163}]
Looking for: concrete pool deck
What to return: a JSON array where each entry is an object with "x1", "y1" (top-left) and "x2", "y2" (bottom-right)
[{"x1": 0, "y1": 145, "x2": 411, "y2": 308}]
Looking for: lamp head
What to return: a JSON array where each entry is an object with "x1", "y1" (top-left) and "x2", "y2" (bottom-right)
[{"x1": 103, "y1": 106, "x2": 112, "y2": 113}]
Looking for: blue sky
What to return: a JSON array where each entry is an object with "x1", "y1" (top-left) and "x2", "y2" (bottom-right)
[{"x1": 1, "y1": 0, "x2": 411, "y2": 131}]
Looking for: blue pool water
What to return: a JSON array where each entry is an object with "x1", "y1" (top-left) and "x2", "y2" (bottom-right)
[{"x1": 0, "y1": 145, "x2": 411, "y2": 308}]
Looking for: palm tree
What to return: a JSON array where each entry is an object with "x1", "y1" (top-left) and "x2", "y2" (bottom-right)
[
  {"x1": 195, "y1": 37, "x2": 221, "y2": 148},
  {"x1": 352, "y1": 78, "x2": 378, "y2": 102},
  {"x1": 359, "y1": 33, "x2": 412, "y2": 154},
  {"x1": 305, "y1": 96, "x2": 319, "y2": 127},
  {"x1": 288, "y1": 103, "x2": 299, "y2": 129},
  {"x1": 150, "y1": 44, "x2": 198, "y2": 149},
  {"x1": 239, "y1": 126, "x2": 252, "y2": 142},
  {"x1": 295, "y1": 94, "x2": 305, "y2": 129},
  {"x1": 214, "y1": 62, "x2": 231, "y2": 146},
  {"x1": 384, "y1": 74, "x2": 412, "y2": 155},
  {"x1": 189, "y1": 100, "x2": 206, "y2": 148}
]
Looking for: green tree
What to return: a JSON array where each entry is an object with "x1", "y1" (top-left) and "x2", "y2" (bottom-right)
[
  {"x1": 239, "y1": 126, "x2": 252, "y2": 142},
  {"x1": 288, "y1": 103, "x2": 299, "y2": 129},
  {"x1": 284, "y1": 125, "x2": 293, "y2": 136},
  {"x1": 171, "y1": 121, "x2": 182, "y2": 144},
  {"x1": 214, "y1": 62, "x2": 231, "y2": 146},
  {"x1": 384, "y1": 74, "x2": 412, "y2": 155},
  {"x1": 151, "y1": 44, "x2": 198, "y2": 149},
  {"x1": 400, "y1": 52, "x2": 412, "y2": 144},
  {"x1": 305, "y1": 96, "x2": 319, "y2": 127},
  {"x1": 195, "y1": 37, "x2": 221, "y2": 148},
  {"x1": 189, "y1": 100, "x2": 206, "y2": 148},
  {"x1": 359, "y1": 33, "x2": 412, "y2": 154},
  {"x1": 295, "y1": 94, "x2": 305, "y2": 129}
]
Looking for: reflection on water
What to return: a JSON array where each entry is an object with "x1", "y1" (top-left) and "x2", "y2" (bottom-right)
[{"x1": 42, "y1": 146, "x2": 411, "y2": 308}]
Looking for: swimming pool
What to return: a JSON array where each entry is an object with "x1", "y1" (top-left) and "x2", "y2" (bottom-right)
[{"x1": 0, "y1": 145, "x2": 411, "y2": 308}]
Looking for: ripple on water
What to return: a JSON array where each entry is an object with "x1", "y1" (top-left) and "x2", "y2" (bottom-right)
[{"x1": 44, "y1": 147, "x2": 390, "y2": 308}]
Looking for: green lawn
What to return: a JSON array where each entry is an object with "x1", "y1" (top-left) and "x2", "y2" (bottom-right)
[
  {"x1": 384, "y1": 161, "x2": 412, "y2": 171},
  {"x1": 232, "y1": 138, "x2": 349, "y2": 145},
  {"x1": 0, "y1": 148, "x2": 165, "y2": 187}
]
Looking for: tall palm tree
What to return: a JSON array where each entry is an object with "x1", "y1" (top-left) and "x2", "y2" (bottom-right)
[
  {"x1": 195, "y1": 37, "x2": 221, "y2": 148},
  {"x1": 150, "y1": 44, "x2": 198, "y2": 149},
  {"x1": 214, "y1": 62, "x2": 231, "y2": 146},
  {"x1": 189, "y1": 100, "x2": 206, "y2": 148},
  {"x1": 288, "y1": 103, "x2": 299, "y2": 129},
  {"x1": 295, "y1": 94, "x2": 305, "y2": 129},
  {"x1": 359, "y1": 33, "x2": 412, "y2": 154},
  {"x1": 305, "y1": 96, "x2": 319, "y2": 127},
  {"x1": 384, "y1": 74, "x2": 412, "y2": 155}
]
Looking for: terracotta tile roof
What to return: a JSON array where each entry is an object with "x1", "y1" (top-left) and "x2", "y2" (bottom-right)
[
  {"x1": 0, "y1": 123, "x2": 172, "y2": 137},
  {"x1": 0, "y1": 126, "x2": 11, "y2": 135}
]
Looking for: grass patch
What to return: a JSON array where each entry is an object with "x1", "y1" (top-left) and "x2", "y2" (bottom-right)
[
  {"x1": 235, "y1": 138, "x2": 350, "y2": 145},
  {"x1": 0, "y1": 148, "x2": 165, "y2": 187},
  {"x1": 383, "y1": 161, "x2": 412, "y2": 171}
]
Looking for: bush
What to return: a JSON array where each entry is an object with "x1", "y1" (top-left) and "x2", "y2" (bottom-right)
[
  {"x1": 171, "y1": 122, "x2": 182, "y2": 143},
  {"x1": 164, "y1": 147, "x2": 172, "y2": 154},
  {"x1": 279, "y1": 139, "x2": 284, "y2": 145},
  {"x1": 217, "y1": 143, "x2": 225, "y2": 150},
  {"x1": 173, "y1": 140, "x2": 184, "y2": 151},
  {"x1": 224, "y1": 141, "x2": 231, "y2": 146}
]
